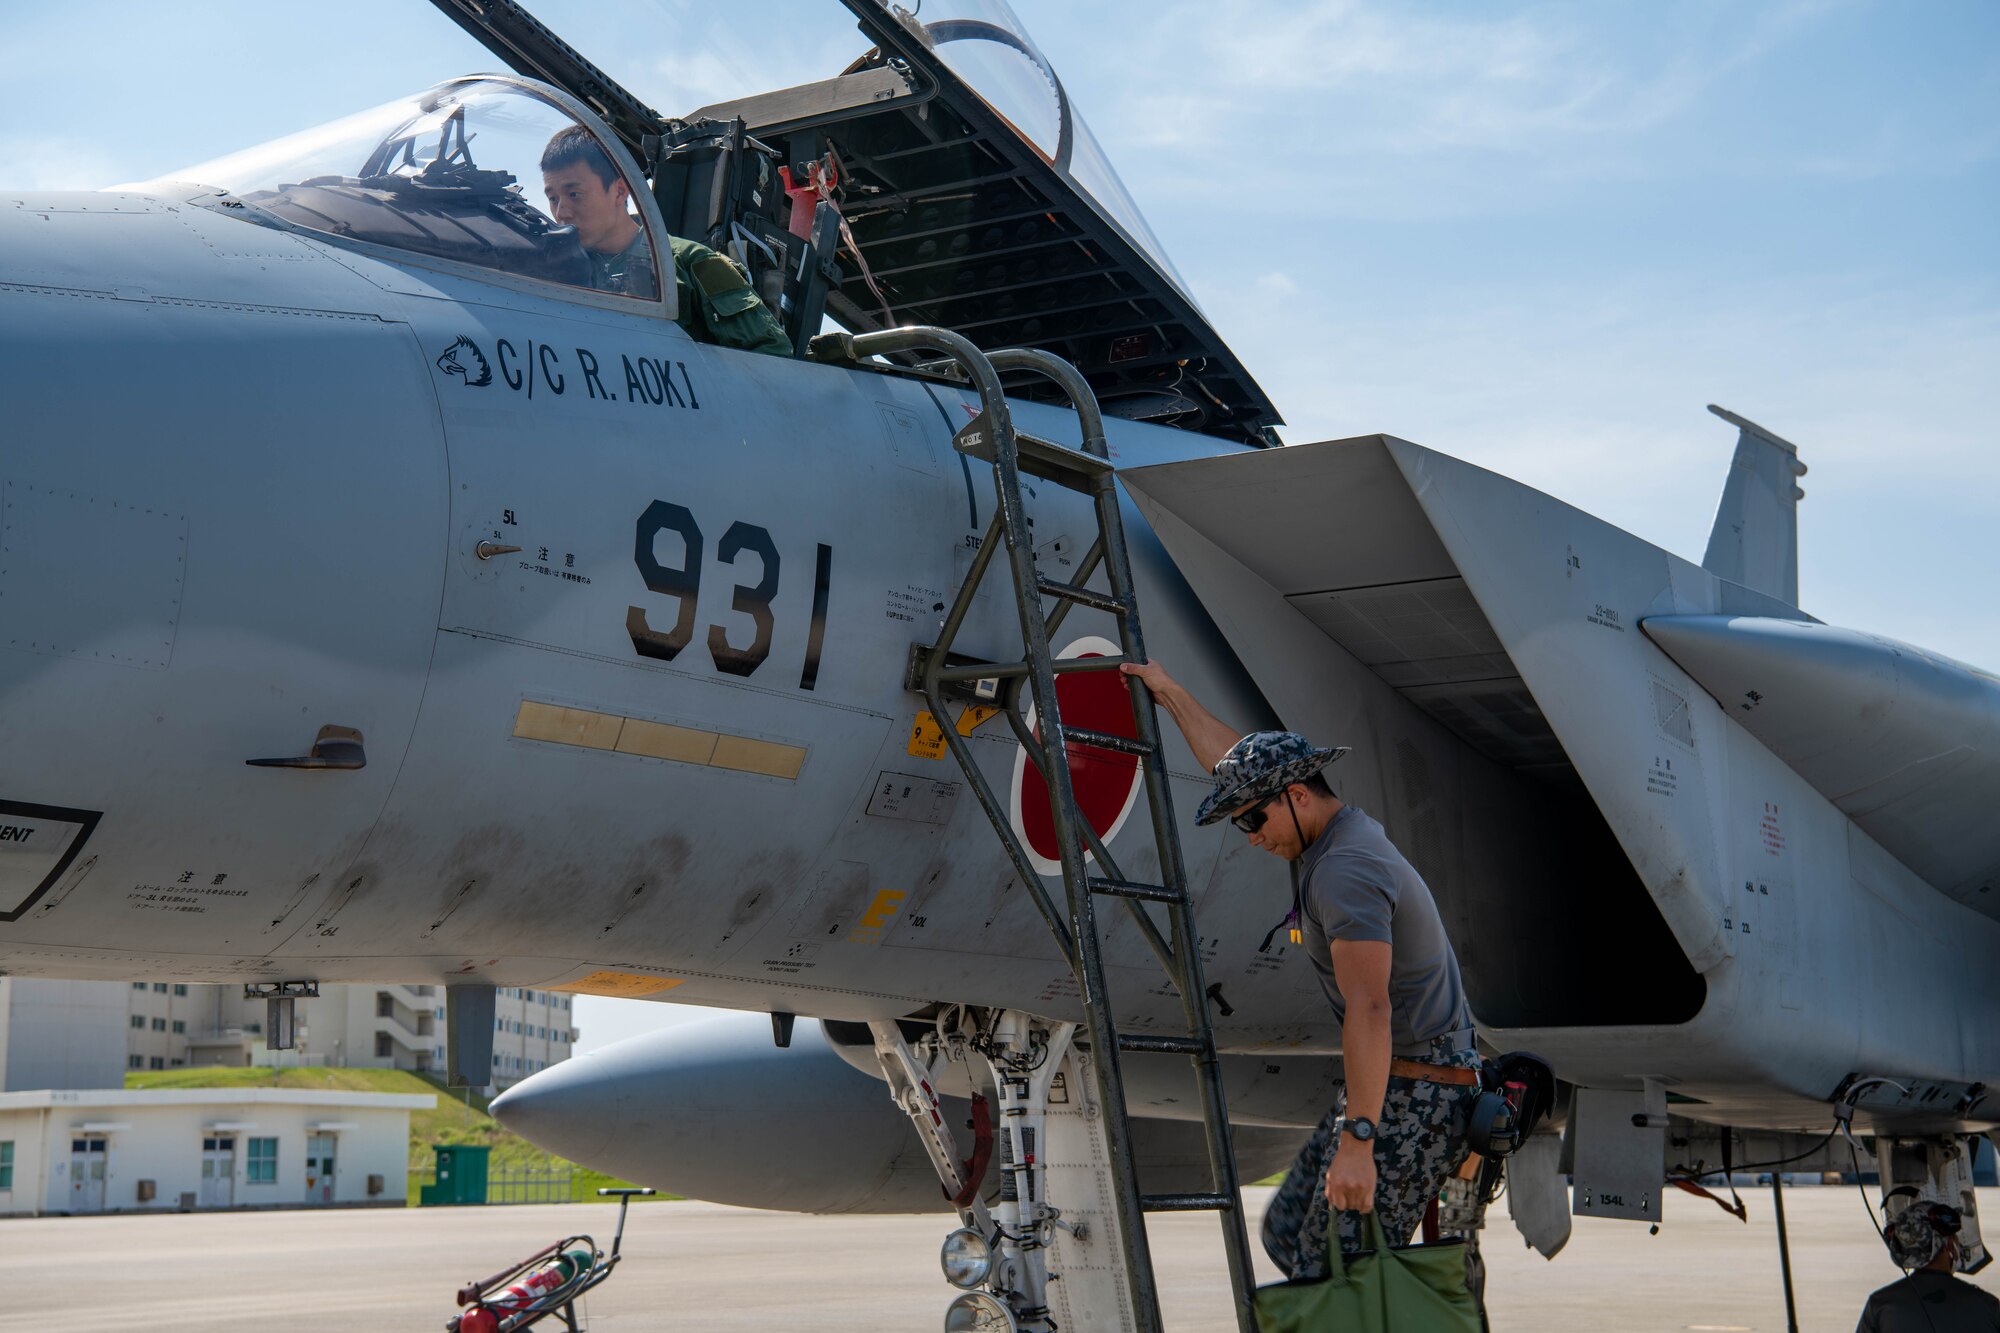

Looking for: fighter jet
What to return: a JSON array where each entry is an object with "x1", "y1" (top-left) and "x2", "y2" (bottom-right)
[
  {"x1": 0, "y1": 1, "x2": 1993, "y2": 1328},
  {"x1": 489, "y1": 395, "x2": 2000, "y2": 1267}
]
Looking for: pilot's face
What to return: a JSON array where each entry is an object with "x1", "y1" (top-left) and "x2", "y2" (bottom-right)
[{"x1": 543, "y1": 166, "x2": 632, "y2": 254}]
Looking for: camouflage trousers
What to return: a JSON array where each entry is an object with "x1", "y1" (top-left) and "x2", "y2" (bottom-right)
[{"x1": 1260, "y1": 1039, "x2": 1483, "y2": 1280}]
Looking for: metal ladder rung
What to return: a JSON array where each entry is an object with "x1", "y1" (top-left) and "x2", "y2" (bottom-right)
[
  {"x1": 931, "y1": 655, "x2": 1127, "y2": 687},
  {"x1": 1117, "y1": 1034, "x2": 1207, "y2": 1056},
  {"x1": 1052, "y1": 654, "x2": 1128, "y2": 674},
  {"x1": 1061, "y1": 727, "x2": 1154, "y2": 757},
  {"x1": 1142, "y1": 1193, "x2": 1235, "y2": 1213},
  {"x1": 1088, "y1": 877, "x2": 1182, "y2": 904},
  {"x1": 1036, "y1": 576, "x2": 1128, "y2": 616},
  {"x1": 955, "y1": 424, "x2": 1114, "y2": 490},
  {"x1": 1014, "y1": 431, "x2": 1117, "y2": 490}
]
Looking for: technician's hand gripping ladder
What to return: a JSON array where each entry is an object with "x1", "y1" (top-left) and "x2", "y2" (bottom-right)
[{"x1": 811, "y1": 329, "x2": 1260, "y2": 1333}]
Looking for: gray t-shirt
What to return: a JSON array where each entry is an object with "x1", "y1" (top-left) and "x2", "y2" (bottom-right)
[
  {"x1": 1857, "y1": 1273, "x2": 2000, "y2": 1332},
  {"x1": 1297, "y1": 805, "x2": 1472, "y2": 1057}
]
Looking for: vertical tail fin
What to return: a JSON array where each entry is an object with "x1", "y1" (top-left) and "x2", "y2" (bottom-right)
[{"x1": 1701, "y1": 404, "x2": 1808, "y2": 606}]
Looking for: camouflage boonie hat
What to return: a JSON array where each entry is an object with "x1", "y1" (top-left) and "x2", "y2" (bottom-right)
[
  {"x1": 1886, "y1": 1201, "x2": 1953, "y2": 1269},
  {"x1": 1195, "y1": 731, "x2": 1349, "y2": 827}
]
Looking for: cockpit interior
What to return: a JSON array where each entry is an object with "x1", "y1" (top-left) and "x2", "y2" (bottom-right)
[
  {"x1": 139, "y1": 0, "x2": 1280, "y2": 445},
  {"x1": 165, "y1": 80, "x2": 659, "y2": 302}
]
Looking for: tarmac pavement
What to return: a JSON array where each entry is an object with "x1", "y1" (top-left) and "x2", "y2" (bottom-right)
[{"x1": 12, "y1": 1185, "x2": 1998, "y2": 1331}]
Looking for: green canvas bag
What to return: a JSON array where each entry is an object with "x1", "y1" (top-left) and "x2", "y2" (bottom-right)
[{"x1": 1253, "y1": 1211, "x2": 1483, "y2": 1332}]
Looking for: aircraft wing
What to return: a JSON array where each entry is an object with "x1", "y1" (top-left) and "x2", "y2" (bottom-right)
[
  {"x1": 1121, "y1": 437, "x2": 2000, "y2": 926},
  {"x1": 1121, "y1": 435, "x2": 1783, "y2": 777}
]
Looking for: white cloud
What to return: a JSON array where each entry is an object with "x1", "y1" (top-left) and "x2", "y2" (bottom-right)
[{"x1": 1067, "y1": 0, "x2": 1858, "y2": 215}]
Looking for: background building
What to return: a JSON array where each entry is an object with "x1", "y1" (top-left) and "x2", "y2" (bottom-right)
[
  {"x1": 192, "y1": 984, "x2": 578, "y2": 1089},
  {"x1": 0, "y1": 980, "x2": 578, "y2": 1092},
  {"x1": 0, "y1": 978, "x2": 128, "y2": 1091},
  {"x1": 0, "y1": 1086, "x2": 428, "y2": 1215},
  {"x1": 122, "y1": 978, "x2": 214, "y2": 1073},
  {"x1": 488, "y1": 986, "x2": 578, "y2": 1088}
]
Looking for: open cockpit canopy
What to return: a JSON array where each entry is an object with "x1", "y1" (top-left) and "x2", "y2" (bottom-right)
[
  {"x1": 692, "y1": 0, "x2": 1279, "y2": 442},
  {"x1": 836, "y1": 0, "x2": 1198, "y2": 310},
  {"x1": 145, "y1": 0, "x2": 1279, "y2": 442}
]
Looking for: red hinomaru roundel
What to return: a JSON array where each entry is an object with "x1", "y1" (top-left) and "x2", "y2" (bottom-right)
[{"x1": 1008, "y1": 636, "x2": 1147, "y2": 876}]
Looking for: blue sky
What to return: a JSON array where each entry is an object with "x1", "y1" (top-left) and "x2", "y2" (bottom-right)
[{"x1": 3, "y1": 1, "x2": 1993, "y2": 1050}]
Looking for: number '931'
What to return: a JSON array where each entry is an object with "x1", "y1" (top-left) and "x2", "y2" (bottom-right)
[{"x1": 624, "y1": 500, "x2": 833, "y2": 691}]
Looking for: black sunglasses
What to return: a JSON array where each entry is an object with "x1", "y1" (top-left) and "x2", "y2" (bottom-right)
[{"x1": 1231, "y1": 793, "x2": 1284, "y2": 835}]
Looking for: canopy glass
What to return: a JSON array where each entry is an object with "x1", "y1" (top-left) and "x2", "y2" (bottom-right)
[{"x1": 143, "y1": 78, "x2": 661, "y2": 301}]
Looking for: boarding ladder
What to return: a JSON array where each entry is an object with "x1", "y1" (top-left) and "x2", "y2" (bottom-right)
[{"x1": 811, "y1": 328, "x2": 1260, "y2": 1333}]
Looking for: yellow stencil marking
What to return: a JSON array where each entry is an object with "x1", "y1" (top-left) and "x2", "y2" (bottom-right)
[
  {"x1": 957, "y1": 703, "x2": 1003, "y2": 736},
  {"x1": 907, "y1": 710, "x2": 947, "y2": 760},
  {"x1": 616, "y1": 718, "x2": 719, "y2": 765},
  {"x1": 847, "y1": 889, "x2": 907, "y2": 943},
  {"x1": 514, "y1": 701, "x2": 623, "y2": 751},
  {"x1": 712, "y1": 734, "x2": 808, "y2": 780},
  {"x1": 548, "y1": 970, "x2": 684, "y2": 999},
  {"x1": 513, "y1": 699, "x2": 804, "y2": 780}
]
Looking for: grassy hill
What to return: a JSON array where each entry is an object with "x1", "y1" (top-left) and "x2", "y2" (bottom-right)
[{"x1": 127, "y1": 1066, "x2": 672, "y2": 1202}]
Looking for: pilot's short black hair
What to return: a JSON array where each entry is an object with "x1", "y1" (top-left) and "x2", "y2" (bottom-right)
[
  {"x1": 1299, "y1": 773, "x2": 1334, "y2": 799},
  {"x1": 541, "y1": 125, "x2": 618, "y2": 188}
]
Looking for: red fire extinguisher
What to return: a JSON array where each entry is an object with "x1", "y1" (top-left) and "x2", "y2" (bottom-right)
[
  {"x1": 451, "y1": 1307, "x2": 498, "y2": 1333},
  {"x1": 489, "y1": 1260, "x2": 571, "y2": 1327}
]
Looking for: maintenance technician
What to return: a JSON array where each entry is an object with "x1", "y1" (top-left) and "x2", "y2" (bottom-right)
[
  {"x1": 1856, "y1": 1199, "x2": 2000, "y2": 1332},
  {"x1": 1123, "y1": 658, "x2": 1482, "y2": 1279},
  {"x1": 540, "y1": 126, "x2": 792, "y2": 356}
]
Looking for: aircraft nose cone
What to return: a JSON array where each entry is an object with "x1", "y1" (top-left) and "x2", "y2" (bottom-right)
[
  {"x1": 482, "y1": 1012, "x2": 937, "y2": 1208},
  {"x1": 490, "y1": 1051, "x2": 625, "y2": 1162}
]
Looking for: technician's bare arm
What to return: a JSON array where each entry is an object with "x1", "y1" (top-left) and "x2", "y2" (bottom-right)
[
  {"x1": 1325, "y1": 938, "x2": 1393, "y2": 1212},
  {"x1": 1120, "y1": 660, "x2": 1240, "y2": 771}
]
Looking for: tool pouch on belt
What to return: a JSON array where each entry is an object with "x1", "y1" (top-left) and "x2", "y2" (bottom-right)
[{"x1": 1465, "y1": 1051, "x2": 1556, "y2": 1159}]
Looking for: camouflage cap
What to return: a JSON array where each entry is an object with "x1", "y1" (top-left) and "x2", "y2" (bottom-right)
[
  {"x1": 1885, "y1": 1201, "x2": 1954, "y2": 1269},
  {"x1": 1195, "y1": 731, "x2": 1350, "y2": 827}
]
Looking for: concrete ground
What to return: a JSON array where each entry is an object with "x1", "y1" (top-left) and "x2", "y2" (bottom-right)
[{"x1": 12, "y1": 1186, "x2": 1998, "y2": 1331}]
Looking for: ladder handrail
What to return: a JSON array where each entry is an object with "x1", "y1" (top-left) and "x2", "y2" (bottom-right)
[
  {"x1": 838, "y1": 324, "x2": 1258, "y2": 1333},
  {"x1": 974, "y1": 348, "x2": 1190, "y2": 989},
  {"x1": 820, "y1": 328, "x2": 1084, "y2": 966},
  {"x1": 987, "y1": 346, "x2": 1259, "y2": 1333},
  {"x1": 985, "y1": 347, "x2": 1110, "y2": 459}
]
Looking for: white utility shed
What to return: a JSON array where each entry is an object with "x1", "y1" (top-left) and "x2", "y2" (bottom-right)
[{"x1": 0, "y1": 1087, "x2": 431, "y2": 1215}]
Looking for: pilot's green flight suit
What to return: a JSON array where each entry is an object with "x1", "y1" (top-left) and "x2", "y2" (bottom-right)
[
  {"x1": 587, "y1": 231, "x2": 659, "y2": 302},
  {"x1": 669, "y1": 236, "x2": 792, "y2": 358},
  {"x1": 586, "y1": 230, "x2": 791, "y2": 358}
]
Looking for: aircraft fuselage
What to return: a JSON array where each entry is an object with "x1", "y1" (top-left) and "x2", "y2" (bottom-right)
[{"x1": 3, "y1": 187, "x2": 1996, "y2": 1139}]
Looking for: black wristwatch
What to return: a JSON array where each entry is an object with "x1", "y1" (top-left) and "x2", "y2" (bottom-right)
[{"x1": 1345, "y1": 1115, "x2": 1377, "y2": 1143}]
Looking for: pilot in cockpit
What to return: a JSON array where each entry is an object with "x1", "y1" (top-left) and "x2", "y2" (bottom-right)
[
  {"x1": 540, "y1": 126, "x2": 658, "y2": 300},
  {"x1": 540, "y1": 127, "x2": 791, "y2": 357}
]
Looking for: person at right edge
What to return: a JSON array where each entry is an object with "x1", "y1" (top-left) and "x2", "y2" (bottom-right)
[
  {"x1": 1122, "y1": 658, "x2": 1483, "y2": 1282},
  {"x1": 1857, "y1": 1200, "x2": 2000, "y2": 1331}
]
